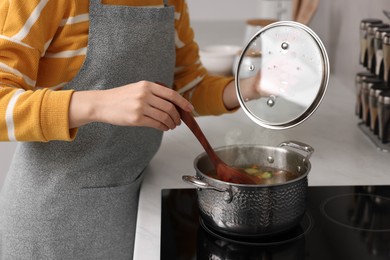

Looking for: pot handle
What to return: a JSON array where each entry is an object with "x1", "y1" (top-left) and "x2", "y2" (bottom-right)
[
  {"x1": 278, "y1": 141, "x2": 314, "y2": 160},
  {"x1": 182, "y1": 175, "x2": 233, "y2": 203}
]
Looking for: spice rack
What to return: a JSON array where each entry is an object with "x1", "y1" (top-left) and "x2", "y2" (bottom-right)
[{"x1": 356, "y1": 17, "x2": 390, "y2": 152}]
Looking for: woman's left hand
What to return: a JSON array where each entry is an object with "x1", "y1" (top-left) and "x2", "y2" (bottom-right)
[{"x1": 222, "y1": 72, "x2": 267, "y2": 110}]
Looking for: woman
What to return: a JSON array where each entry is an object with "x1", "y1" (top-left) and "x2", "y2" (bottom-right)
[{"x1": 0, "y1": 0, "x2": 262, "y2": 259}]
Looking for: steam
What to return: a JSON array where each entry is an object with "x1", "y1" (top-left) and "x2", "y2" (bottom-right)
[{"x1": 224, "y1": 125, "x2": 288, "y2": 146}]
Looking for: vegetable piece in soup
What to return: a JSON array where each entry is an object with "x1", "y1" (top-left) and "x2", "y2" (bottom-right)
[{"x1": 206, "y1": 164, "x2": 298, "y2": 184}]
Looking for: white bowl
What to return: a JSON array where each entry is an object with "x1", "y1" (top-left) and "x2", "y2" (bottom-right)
[{"x1": 199, "y1": 45, "x2": 242, "y2": 76}]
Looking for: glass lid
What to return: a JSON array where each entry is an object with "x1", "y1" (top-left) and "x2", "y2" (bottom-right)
[{"x1": 235, "y1": 21, "x2": 330, "y2": 129}]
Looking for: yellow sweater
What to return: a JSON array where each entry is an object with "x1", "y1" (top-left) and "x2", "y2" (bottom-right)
[{"x1": 0, "y1": 0, "x2": 233, "y2": 142}]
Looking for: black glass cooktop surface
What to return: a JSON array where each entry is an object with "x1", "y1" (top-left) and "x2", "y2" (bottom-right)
[{"x1": 161, "y1": 186, "x2": 390, "y2": 260}]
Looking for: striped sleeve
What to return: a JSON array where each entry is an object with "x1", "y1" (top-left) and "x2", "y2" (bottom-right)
[
  {"x1": 0, "y1": 0, "x2": 77, "y2": 142},
  {"x1": 172, "y1": 0, "x2": 234, "y2": 116}
]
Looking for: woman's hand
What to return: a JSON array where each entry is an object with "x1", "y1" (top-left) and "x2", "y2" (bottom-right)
[
  {"x1": 69, "y1": 81, "x2": 193, "y2": 131},
  {"x1": 222, "y1": 72, "x2": 265, "y2": 110}
]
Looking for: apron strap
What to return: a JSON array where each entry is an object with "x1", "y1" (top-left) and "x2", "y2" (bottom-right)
[{"x1": 163, "y1": 0, "x2": 169, "y2": 7}]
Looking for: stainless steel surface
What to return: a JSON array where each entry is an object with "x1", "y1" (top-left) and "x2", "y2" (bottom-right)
[
  {"x1": 182, "y1": 175, "x2": 233, "y2": 203},
  {"x1": 185, "y1": 142, "x2": 311, "y2": 236},
  {"x1": 235, "y1": 21, "x2": 329, "y2": 130},
  {"x1": 278, "y1": 140, "x2": 314, "y2": 160}
]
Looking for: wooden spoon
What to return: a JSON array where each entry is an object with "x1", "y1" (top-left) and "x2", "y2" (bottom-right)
[{"x1": 177, "y1": 107, "x2": 258, "y2": 185}]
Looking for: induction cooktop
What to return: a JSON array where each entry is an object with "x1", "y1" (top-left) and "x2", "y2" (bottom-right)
[{"x1": 161, "y1": 186, "x2": 390, "y2": 260}]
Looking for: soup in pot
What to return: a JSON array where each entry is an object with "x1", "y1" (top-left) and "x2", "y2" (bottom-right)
[{"x1": 206, "y1": 164, "x2": 298, "y2": 185}]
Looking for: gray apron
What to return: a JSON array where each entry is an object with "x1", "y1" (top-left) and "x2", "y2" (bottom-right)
[{"x1": 0, "y1": 0, "x2": 175, "y2": 259}]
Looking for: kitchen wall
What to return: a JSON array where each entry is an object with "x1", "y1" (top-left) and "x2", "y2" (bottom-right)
[
  {"x1": 0, "y1": 0, "x2": 389, "y2": 190},
  {"x1": 308, "y1": 0, "x2": 389, "y2": 87},
  {"x1": 186, "y1": 0, "x2": 292, "y2": 21}
]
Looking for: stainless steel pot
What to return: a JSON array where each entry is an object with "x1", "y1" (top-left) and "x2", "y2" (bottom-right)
[{"x1": 182, "y1": 141, "x2": 313, "y2": 237}]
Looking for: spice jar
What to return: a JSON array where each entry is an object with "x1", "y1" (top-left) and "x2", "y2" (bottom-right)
[
  {"x1": 367, "y1": 23, "x2": 389, "y2": 73},
  {"x1": 360, "y1": 19, "x2": 382, "y2": 67},
  {"x1": 355, "y1": 72, "x2": 376, "y2": 118},
  {"x1": 369, "y1": 84, "x2": 389, "y2": 134},
  {"x1": 374, "y1": 28, "x2": 390, "y2": 79},
  {"x1": 361, "y1": 77, "x2": 384, "y2": 126},
  {"x1": 384, "y1": 33, "x2": 390, "y2": 83},
  {"x1": 378, "y1": 90, "x2": 390, "y2": 143}
]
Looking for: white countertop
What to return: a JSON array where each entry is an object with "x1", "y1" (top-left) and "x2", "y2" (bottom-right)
[{"x1": 133, "y1": 74, "x2": 390, "y2": 259}]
